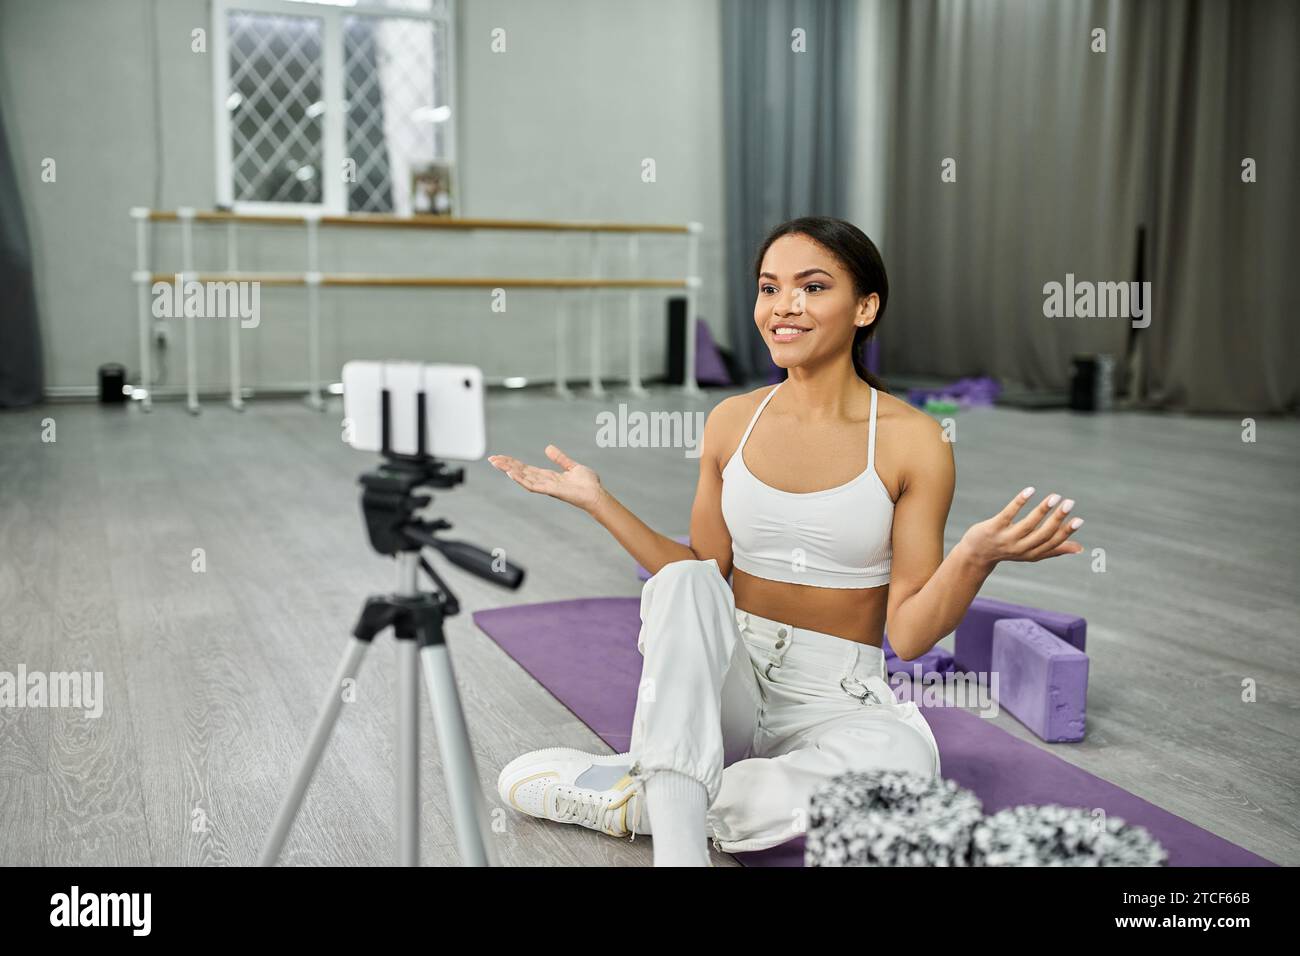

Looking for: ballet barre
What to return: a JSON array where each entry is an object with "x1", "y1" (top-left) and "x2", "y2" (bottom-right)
[{"x1": 129, "y1": 208, "x2": 704, "y2": 413}]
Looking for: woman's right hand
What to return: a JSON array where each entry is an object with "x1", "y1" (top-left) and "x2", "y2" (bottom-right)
[
  {"x1": 488, "y1": 445, "x2": 605, "y2": 513},
  {"x1": 959, "y1": 486, "x2": 1084, "y2": 567}
]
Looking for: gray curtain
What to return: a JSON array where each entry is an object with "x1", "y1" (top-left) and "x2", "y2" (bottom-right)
[
  {"x1": 882, "y1": 0, "x2": 1296, "y2": 413},
  {"x1": 883, "y1": 0, "x2": 1154, "y2": 400},
  {"x1": 0, "y1": 103, "x2": 43, "y2": 407},
  {"x1": 1143, "y1": 0, "x2": 1298, "y2": 413},
  {"x1": 722, "y1": 0, "x2": 858, "y2": 381}
]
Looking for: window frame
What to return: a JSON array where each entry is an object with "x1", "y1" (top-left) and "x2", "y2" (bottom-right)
[{"x1": 211, "y1": 0, "x2": 460, "y2": 217}]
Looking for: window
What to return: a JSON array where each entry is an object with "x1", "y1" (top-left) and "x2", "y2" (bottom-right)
[{"x1": 212, "y1": 0, "x2": 457, "y2": 215}]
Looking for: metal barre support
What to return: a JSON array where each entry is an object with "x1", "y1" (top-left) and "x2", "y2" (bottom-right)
[
  {"x1": 179, "y1": 207, "x2": 199, "y2": 415},
  {"x1": 227, "y1": 220, "x2": 244, "y2": 411},
  {"x1": 131, "y1": 207, "x2": 153, "y2": 412},
  {"x1": 588, "y1": 233, "x2": 605, "y2": 399},
  {"x1": 554, "y1": 290, "x2": 572, "y2": 399},
  {"x1": 682, "y1": 222, "x2": 703, "y2": 397},
  {"x1": 626, "y1": 234, "x2": 646, "y2": 397},
  {"x1": 305, "y1": 214, "x2": 323, "y2": 411}
]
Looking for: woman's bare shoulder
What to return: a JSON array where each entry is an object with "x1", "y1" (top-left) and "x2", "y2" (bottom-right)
[
  {"x1": 876, "y1": 387, "x2": 943, "y2": 438},
  {"x1": 711, "y1": 384, "x2": 778, "y2": 421},
  {"x1": 703, "y1": 385, "x2": 779, "y2": 460},
  {"x1": 875, "y1": 388, "x2": 954, "y2": 488}
]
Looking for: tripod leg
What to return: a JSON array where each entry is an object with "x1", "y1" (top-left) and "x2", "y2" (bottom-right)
[
  {"x1": 397, "y1": 638, "x2": 420, "y2": 867},
  {"x1": 258, "y1": 636, "x2": 371, "y2": 866},
  {"x1": 420, "y1": 642, "x2": 496, "y2": 866}
]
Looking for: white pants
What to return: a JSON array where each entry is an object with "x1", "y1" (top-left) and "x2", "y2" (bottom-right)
[{"x1": 627, "y1": 559, "x2": 941, "y2": 854}]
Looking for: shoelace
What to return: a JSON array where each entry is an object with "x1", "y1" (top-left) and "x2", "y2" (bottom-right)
[
  {"x1": 626, "y1": 764, "x2": 645, "y2": 843},
  {"x1": 552, "y1": 786, "x2": 623, "y2": 832}
]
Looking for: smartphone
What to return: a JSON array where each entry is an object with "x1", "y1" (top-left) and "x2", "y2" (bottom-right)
[{"x1": 342, "y1": 361, "x2": 486, "y2": 461}]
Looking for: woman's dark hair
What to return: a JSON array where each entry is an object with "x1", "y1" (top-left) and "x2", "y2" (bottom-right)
[{"x1": 752, "y1": 216, "x2": 889, "y2": 391}]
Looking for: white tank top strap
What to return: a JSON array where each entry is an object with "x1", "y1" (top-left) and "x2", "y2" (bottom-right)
[
  {"x1": 737, "y1": 381, "x2": 783, "y2": 451},
  {"x1": 867, "y1": 386, "x2": 879, "y2": 472}
]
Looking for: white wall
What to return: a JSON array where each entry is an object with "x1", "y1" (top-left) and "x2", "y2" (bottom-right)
[{"x1": 0, "y1": 0, "x2": 728, "y2": 394}]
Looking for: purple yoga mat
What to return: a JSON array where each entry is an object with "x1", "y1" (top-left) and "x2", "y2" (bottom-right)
[{"x1": 474, "y1": 597, "x2": 1274, "y2": 867}]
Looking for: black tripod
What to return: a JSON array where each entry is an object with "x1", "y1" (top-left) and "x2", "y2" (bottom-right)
[{"x1": 259, "y1": 451, "x2": 524, "y2": 866}]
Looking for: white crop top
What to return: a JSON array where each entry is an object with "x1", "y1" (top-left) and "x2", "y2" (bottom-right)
[{"x1": 720, "y1": 381, "x2": 894, "y2": 589}]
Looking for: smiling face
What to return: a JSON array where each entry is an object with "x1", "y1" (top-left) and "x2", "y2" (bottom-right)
[{"x1": 754, "y1": 233, "x2": 879, "y2": 373}]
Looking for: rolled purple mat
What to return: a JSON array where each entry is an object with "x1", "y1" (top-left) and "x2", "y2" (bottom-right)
[
  {"x1": 886, "y1": 647, "x2": 956, "y2": 687},
  {"x1": 906, "y1": 375, "x2": 1002, "y2": 410},
  {"x1": 695, "y1": 320, "x2": 732, "y2": 386}
]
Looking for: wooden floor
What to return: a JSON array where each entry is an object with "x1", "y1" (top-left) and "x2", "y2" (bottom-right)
[{"x1": 0, "y1": 388, "x2": 1297, "y2": 866}]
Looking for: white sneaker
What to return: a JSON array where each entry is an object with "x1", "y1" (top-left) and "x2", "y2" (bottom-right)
[{"x1": 497, "y1": 748, "x2": 648, "y2": 838}]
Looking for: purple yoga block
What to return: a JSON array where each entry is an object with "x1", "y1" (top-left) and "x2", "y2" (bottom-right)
[
  {"x1": 954, "y1": 596, "x2": 1086, "y2": 676},
  {"x1": 635, "y1": 535, "x2": 691, "y2": 581},
  {"x1": 991, "y1": 618, "x2": 1089, "y2": 742}
]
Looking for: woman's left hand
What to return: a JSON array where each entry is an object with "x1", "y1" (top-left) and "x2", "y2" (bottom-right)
[{"x1": 960, "y1": 487, "x2": 1085, "y2": 567}]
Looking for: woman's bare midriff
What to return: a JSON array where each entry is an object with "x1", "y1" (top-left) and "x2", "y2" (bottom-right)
[{"x1": 731, "y1": 566, "x2": 888, "y2": 646}]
